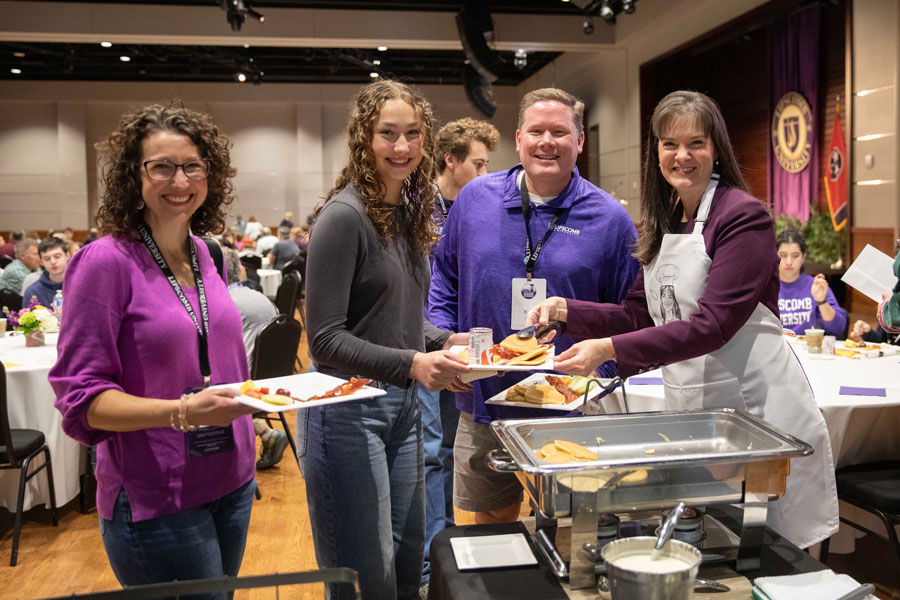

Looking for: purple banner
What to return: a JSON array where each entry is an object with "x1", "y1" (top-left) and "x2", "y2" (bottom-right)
[{"x1": 767, "y1": 3, "x2": 821, "y2": 221}]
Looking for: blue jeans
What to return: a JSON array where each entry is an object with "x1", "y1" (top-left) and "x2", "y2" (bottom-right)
[
  {"x1": 297, "y1": 382, "x2": 424, "y2": 600},
  {"x1": 419, "y1": 386, "x2": 459, "y2": 580},
  {"x1": 99, "y1": 478, "x2": 256, "y2": 600}
]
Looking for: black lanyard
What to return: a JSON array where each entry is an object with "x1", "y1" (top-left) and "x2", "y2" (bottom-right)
[
  {"x1": 435, "y1": 185, "x2": 450, "y2": 219},
  {"x1": 137, "y1": 222, "x2": 212, "y2": 387},
  {"x1": 520, "y1": 173, "x2": 564, "y2": 279}
]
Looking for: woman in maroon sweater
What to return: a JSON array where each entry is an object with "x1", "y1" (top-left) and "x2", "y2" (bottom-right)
[{"x1": 526, "y1": 91, "x2": 838, "y2": 550}]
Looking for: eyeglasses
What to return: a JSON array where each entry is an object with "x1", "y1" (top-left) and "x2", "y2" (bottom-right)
[{"x1": 142, "y1": 159, "x2": 210, "y2": 181}]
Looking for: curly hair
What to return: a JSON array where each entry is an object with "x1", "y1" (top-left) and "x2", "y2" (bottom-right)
[
  {"x1": 94, "y1": 100, "x2": 236, "y2": 237},
  {"x1": 635, "y1": 90, "x2": 750, "y2": 264},
  {"x1": 434, "y1": 117, "x2": 500, "y2": 175},
  {"x1": 319, "y1": 80, "x2": 436, "y2": 255}
]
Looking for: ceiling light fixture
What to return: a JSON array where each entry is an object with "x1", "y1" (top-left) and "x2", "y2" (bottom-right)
[
  {"x1": 11, "y1": 68, "x2": 22, "y2": 74},
  {"x1": 373, "y1": 59, "x2": 381, "y2": 66},
  {"x1": 513, "y1": 49, "x2": 527, "y2": 70},
  {"x1": 237, "y1": 72, "x2": 247, "y2": 82},
  {"x1": 243, "y1": 43, "x2": 250, "y2": 49},
  {"x1": 369, "y1": 72, "x2": 379, "y2": 78},
  {"x1": 377, "y1": 46, "x2": 388, "y2": 52},
  {"x1": 622, "y1": 0, "x2": 636, "y2": 14},
  {"x1": 13, "y1": 52, "x2": 25, "y2": 58},
  {"x1": 119, "y1": 56, "x2": 131, "y2": 62},
  {"x1": 100, "y1": 41, "x2": 112, "y2": 48},
  {"x1": 583, "y1": 17, "x2": 594, "y2": 34},
  {"x1": 221, "y1": 0, "x2": 265, "y2": 32}
]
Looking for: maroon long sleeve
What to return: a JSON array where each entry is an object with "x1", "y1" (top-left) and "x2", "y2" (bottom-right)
[{"x1": 565, "y1": 186, "x2": 780, "y2": 378}]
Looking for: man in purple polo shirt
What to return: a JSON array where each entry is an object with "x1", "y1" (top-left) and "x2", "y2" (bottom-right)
[
  {"x1": 421, "y1": 117, "x2": 499, "y2": 582},
  {"x1": 428, "y1": 88, "x2": 639, "y2": 525}
]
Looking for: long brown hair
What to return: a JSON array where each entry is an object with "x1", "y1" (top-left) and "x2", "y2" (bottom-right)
[
  {"x1": 634, "y1": 91, "x2": 749, "y2": 264},
  {"x1": 318, "y1": 79, "x2": 436, "y2": 255},
  {"x1": 95, "y1": 100, "x2": 235, "y2": 237}
]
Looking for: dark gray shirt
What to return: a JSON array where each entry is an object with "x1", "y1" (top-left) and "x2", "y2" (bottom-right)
[
  {"x1": 269, "y1": 238, "x2": 300, "y2": 270},
  {"x1": 306, "y1": 185, "x2": 451, "y2": 387}
]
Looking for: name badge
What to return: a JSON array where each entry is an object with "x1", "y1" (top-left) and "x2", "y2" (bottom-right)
[
  {"x1": 510, "y1": 277, "x2": 547, "y2": 330},
  {"x1": 186, "y1": 425, "x2": 236, "y2": 458}
]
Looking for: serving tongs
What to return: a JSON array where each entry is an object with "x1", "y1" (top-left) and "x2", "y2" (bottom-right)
[{"x1": 516, "y1": 320, "x2": 560, "y2": 341}]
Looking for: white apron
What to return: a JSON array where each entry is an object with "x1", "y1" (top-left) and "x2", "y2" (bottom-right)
[{"x1": 642, "y1": 175, "x2": 838, "y2": 548}]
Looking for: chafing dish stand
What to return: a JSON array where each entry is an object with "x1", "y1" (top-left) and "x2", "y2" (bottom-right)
[{"x1": 488, "y1": 408, "x2": 813, "y2": 590}]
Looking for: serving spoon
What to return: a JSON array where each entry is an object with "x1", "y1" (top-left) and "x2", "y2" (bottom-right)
[{"x1": 652, "y1": 502, "x2": 685, "y2": 561}]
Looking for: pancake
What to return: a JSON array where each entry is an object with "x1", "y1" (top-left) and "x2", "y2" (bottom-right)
[{"x1": 498, "y1": 333, "x2": 538, "y2": 355}]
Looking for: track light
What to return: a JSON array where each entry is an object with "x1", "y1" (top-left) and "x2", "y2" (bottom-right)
[
  {"x1": 598, "y1": 0, "x2": 616, "y2": 23},
  {"x1": 622, "y1": 0, "x2": 636, "y2": 14},
  {"x1": 220, "y1": 0, "x2": 265, "y2": 32},
  {"x1": 513, "y1": 49, "x2": 527, "y2": 70},
  {"x1": 583, "y1": 17, "x2": 594, "y2": 34}
]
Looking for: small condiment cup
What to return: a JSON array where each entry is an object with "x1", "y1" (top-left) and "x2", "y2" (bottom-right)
[{"x1": 805, "y1": 328, "x2": 824, "y2": 354}]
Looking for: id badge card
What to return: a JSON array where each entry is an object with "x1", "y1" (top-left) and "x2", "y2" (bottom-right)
[
  {"x1": 182, "y1": 385, "x2": 236, "y2": 458},
  {"x1": 511, "y1": 277, "x2": 547, "y2": 330},
  {"x1": 187, "y1": 425, "x2": 236, "y2": 457}
]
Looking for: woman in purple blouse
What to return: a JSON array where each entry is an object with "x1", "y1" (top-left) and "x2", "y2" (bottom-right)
[
  {"x1": 525, "y1": 91, "x2": 838, "y2": 550},
  {"x1": 49, "y1": 102, "x2": 257, "y2": 596}
]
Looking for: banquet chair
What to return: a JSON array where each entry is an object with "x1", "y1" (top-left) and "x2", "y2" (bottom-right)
[
  {"x1": 274, "y1": 271, "x2": 301, "y2": 320},
  {"x1": 240, "y1": 253, "x2": 263, "y2": 271},
  {"x1": 251, "y1": 314, "x2": 303, "y2": 471},
  {"x1": 820, "y1": 461, "x2": 900, "y2": 574},
  {"x1": 0, "y1": 362, "x2": 58, "y2": 566},
  {"x1": 0, "y1": 289, "x2": 23, "y2": 312},
  {"x1": 282, "y1": 253, "x2": 308, "y2": 330},
  {"x1": 0, "y1": 255, "x2": 12, "y2": 268}
]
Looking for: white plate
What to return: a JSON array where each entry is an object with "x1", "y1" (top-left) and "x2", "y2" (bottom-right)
[
  {"x1": 450, "y1": 533, "x2": 537, "y2": 570},
  {"x1": 216, "y1": 372, "x2": 386, "y2": 412},
  {"x1": 485, "y1": 372, "x2": 607, "y2": 411},
  {"x1": 449, "y1": 345, "x2": 556, "y2": 371}
]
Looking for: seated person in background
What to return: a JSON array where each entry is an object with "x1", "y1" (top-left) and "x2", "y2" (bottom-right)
[
  {"x1": 876, "y1": 247, "x2": 900, "y2": 337},
  {"x1": 24, "y1": 236, "x2": 71, "y2": 307},
  {"x1": 83, "y1": 227, "x2": 100, "y2": 245},
  {"x1": 243, "y1": 216, "x2": 264, "y2": 241},
  {"x1": 777, "y1": 229, "x2": 847, "y2": 337},
  {"x1": 0, "y1": 237, "x2": 40, "y2": 294},
  {"x1": 849, "y1": 319, "x2": 900, "y2": 345},
  {"x1": 255, "y1": 226, "x2": 278, "y2": 256},
  {"x1": 279, "y1": 211, "x2": 294, "y2": 229},
  {"x1": 266, "y1": 226, "x2": 300, "y2": 271},
  {"x1": 294, "y1": 224, "x2": 310, "y2": 251},
  {"x1": 0, "y1": 230, "x2": 21, "y2": 258},
  {"x1": 223, "y1": 248, "x2": 289, "y2": 470}
]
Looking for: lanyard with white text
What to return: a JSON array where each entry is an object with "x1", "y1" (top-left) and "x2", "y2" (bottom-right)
[
  {"x1": 137, "y1": 222, "x2": 212, "y2": 387},
  {"x1": 520, "y1": 173, "x2": 564, "y2": 280},
  {"x1": 434, "y1": 184, "x2": 450, "y2": 219}
]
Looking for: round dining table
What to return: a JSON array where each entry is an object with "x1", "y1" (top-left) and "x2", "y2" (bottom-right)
[
  {"x1": 0, "y1": 331, "x2": 83, "y2": 512},
  {"x1": 593, "y1": 337, "x2": 900, "y2": 554}
]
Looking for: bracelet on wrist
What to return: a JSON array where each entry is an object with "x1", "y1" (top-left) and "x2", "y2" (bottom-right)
[
  {"x1": 816, "y1": 300, "x2": 828, "y2": 306},
  {"x1": 170, "y1": 393, "x2": 197, "y2": 432}
]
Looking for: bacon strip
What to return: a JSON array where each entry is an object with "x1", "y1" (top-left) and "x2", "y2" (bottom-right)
[
  {"x1": 490, "y1": 344, "x2": 519, "y2": 360},
  {"x1": 545, "y1": 375, "x2": 578, "y2": 404},
  {"x1": 300, "y1": 377, "x2": 374, "y2": 402}
]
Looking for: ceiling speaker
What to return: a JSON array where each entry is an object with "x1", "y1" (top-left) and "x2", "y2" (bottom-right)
[
  {"x1": 456, "y1": 2, "x2": 504, "y2": 83},
  {"x1": 464, "y1": 65, "x2": 496, "y2": 118}
]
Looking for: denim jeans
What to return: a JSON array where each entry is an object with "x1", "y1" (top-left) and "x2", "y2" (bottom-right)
[
  {"x1": 298, "y1": 382, "x2": 424, "y2": 600},
  {"x1": 99, "y1": 478, "x2": 256, "y2": 600},
  {"x1": 419, "y1": 385, "x2": 459, "y2": 580}
]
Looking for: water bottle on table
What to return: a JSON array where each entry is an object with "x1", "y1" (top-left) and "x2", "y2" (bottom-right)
[{"x1": 53, "y1": 290, "x2": 63, "y2": 318}]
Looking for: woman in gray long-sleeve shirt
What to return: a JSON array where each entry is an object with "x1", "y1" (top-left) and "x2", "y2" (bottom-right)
[{"x1": 300, "y1": 80, "x2": 469, "y2": 600}]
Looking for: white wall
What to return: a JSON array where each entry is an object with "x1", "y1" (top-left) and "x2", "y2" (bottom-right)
[{"x1": 0, "y1": 81, "x2": 522, "y2": 231}]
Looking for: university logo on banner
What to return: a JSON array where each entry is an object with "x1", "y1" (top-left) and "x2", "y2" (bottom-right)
[
  {"x1": 771, "y1": 91, "x2": 813, "y2": 174},
  {"x1": 825, "y1": 103, "x2": 848, "y2": 231}
]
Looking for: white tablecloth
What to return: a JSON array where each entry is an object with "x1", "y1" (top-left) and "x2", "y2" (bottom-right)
[
  {"x1": 257, "y1": 268, "x2": 282, "y2": 300},
  {"x1": 0, "y1": 332, "x2": 83, "y2": 511},
  {"x1": 596, "y1": 338, "x2": 900, "y2": 552}
]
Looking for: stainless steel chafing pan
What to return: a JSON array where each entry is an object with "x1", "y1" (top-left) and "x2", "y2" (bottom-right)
[{"x1": 487, "y1": 408, "x2": 814, "y2": 588}]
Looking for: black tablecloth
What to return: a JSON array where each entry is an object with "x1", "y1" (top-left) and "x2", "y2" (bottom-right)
[{"x1": 428, "y1": 506, "x2": 828, "y2": 600}]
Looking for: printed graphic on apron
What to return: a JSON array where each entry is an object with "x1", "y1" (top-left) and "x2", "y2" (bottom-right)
[{"x1": 650, "y1": 264, "x2": 682, "y2": 324}]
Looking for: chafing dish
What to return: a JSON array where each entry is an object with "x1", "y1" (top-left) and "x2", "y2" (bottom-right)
[{"x1": 488, "y1": 408, "x2": 813, "y2": 589}]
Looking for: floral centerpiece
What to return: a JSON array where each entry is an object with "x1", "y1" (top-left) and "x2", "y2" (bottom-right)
[{"x1": 3, "y1": 297, "x2": 59, "y2": 346}]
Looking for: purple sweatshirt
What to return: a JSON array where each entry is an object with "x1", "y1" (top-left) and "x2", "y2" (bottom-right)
[
  {"x1": 778, "y1": 273, "x2": 847, "y2": 336},
  {"x1": 428, "y1": 166, "x2": 639, "y2": 423},
  {"x1": 49, "y1": 234, "x2": 254, "y2": 521},
  {"x1": 565, "y1": 186, "x2": 780, "y2": 378}
]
